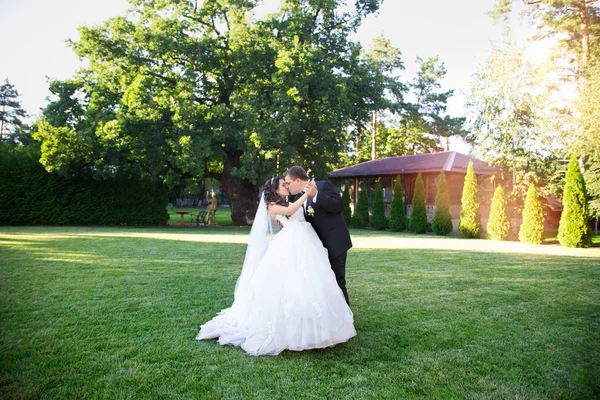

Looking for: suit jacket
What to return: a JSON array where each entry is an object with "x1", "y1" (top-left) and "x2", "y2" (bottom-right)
[{"x1": 305, "y1": 180, "x2": 352, "y2": 259}]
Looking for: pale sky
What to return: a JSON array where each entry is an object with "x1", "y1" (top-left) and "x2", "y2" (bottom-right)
[{"x1": 0, "y1": 0, "x2": 534, "y2": 152}]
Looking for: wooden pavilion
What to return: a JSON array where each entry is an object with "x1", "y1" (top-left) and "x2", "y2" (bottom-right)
[{"x1": 328, "y1": 151, "x2": 499, "y2": 231}]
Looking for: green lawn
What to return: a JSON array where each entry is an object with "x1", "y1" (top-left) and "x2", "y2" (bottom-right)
[{"x1": 1, "y1": 227, "x2": 599, "y2": 399}]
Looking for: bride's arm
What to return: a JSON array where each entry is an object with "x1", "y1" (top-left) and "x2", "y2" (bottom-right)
[{"x1": 268, "y1": 192, "x2": 309, "y2": 216}]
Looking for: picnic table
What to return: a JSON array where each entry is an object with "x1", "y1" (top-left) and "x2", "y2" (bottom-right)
[{"x1": 175, "y1": 211, "x2": 189, "y2": 227}]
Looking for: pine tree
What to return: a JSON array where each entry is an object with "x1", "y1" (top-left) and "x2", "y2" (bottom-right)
[
  {"x1": 0, "y1": 79, "x2": 27, "y2": 142},
  {"x1": 389, "y1": 175, "x2": 407, "y2": 232},
  {"x1": 341, "y1": 183, "x2": 352, "y2": 226},
  {"x1": 458, "y1": 161, "x2": 482, "y2": 238},
  {"x1": 519, "y1": 183, "x2": 545, "y2": 244},
  {"x1": 486, "y1": 185, "x2": 511, "y2": 241},
  {"x1": 558, "y1": 154, "x2": 592, "y2": 247},
  {"x1": 371, "y1": 183, "x2": 387, "y2": 230},
  {"x1": 432, "y1": 171, "x2": 453, "y2": 235},
  {"x1": 351, "y1": 187, "x2": 370, "y2": 229},
  {"x1": 409, "y1": 172, "x2": 428, "y2": 233}
]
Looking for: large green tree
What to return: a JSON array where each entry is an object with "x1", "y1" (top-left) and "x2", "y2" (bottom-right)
[
  {"x1": 408, "y1": 56, "x2": 466, "y2": 152},
  {"x1": 363, "y1": 119, "x2": 442, "y2": 159},
  {"x1": 466, "y1": 40, "x2": 558, "y2": 207},
  {"x1": 356, "y1": 56, "x2": 465, "y2": 162},
  {"x1": 576, "y1": 63, "x2": 600, "y2": 233},
  {"x1": 492, "y1": 0, "x2": 600, "y2": 88},
  {"x1": 33, "y1": 0, "x2": 383, "y2": 224},
  {"x1": 342, "y1": 35, "x2": 406, "y2": 165},
  {"x1": 0, "y1": 79, "x2": 26, "y2": 143},
  {"x1": 491, "y1": 1, "x2": 600, "y2": 213}
]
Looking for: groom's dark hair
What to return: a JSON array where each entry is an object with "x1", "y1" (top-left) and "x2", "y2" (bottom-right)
[{"x1": 284, "y1": 166, "x2": 309, "y2": 181}]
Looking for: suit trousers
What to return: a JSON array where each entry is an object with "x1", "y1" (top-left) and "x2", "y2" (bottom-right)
[{"x1": 329, "y1": 252, "x2": 349, "y2": 306}]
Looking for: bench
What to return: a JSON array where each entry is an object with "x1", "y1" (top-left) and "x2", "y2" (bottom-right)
[{"x1": 189, "y1": 211, "x2": 208, "y2": 227}]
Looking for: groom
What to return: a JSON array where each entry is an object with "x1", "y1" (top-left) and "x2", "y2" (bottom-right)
[{"x1": 284, "y1": 166, "x2": 352, "y2": 305}]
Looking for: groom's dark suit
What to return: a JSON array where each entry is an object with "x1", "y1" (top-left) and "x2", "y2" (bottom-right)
[{"x1": 304, "y1": 180, "x2": 352, "y2": 305}]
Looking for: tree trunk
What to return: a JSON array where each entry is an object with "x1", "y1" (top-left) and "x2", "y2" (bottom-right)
[
  {"x1": 355, "y1": 121, "x2": 360, "y2": 164},
  {"x1": 578, "y1": 0, "x2": 591, "y2": 89},
  {"x1": 0, "y1": 104, "x2": 5, "y2": 141},
  {"x1": 220, "y1": 152, "x2": 259, "y2": 225},
  {"x1": 371, "y1": 110, "x2": 377, "y2": 160}
]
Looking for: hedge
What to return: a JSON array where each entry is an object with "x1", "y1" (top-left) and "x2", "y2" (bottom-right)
[{"x1": 0, "y1": 146, "x2": 169, "y2": 226}]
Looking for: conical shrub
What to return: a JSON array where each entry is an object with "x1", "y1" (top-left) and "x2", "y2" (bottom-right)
[
  {"x1": 518, "y1": 183, "x2": 545, "y2": 244},
  {"x1": 351, "y1": 187, "x2": 370, "y2": 229},
  {"x1": 458, "y1": 161, "x2": 482, "y2": 238},
  {"x1": 432, "y1": 171, "x2": 453, "y2": 235},
  {"x1": 342, "y1": 183, "x2": 352, "y2": 226},
  {"x1": 486, "y1": 185, "x2": 511, "y2": 240},
  {"x1": 409, "y1": 172, "x2": 428, "y2": 233},
  {"x1": 389, "y1": 176, "x2": 407, "y2": 232},
  {"x1": 558, "y1": 154, "x2": 591, "y2": 247},
  {"x1": 371, "y1": 183, "x2": 387, "y2": 230}
]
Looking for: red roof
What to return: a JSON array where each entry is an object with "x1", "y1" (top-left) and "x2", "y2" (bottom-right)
[{"x1": 329, "y1": 151, "x2": 499, "y2": 178}]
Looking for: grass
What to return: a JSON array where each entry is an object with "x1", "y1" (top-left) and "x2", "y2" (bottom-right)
[{"x1": 1, "y1": 226, "x2": 599, "y2": 399}]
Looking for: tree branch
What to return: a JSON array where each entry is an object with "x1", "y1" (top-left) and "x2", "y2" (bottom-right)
[
  {"x1": 183, "y1": 14, "x2": 221, "y2": 36},
  {"x1": 193, "y1": 95, "x2": 215, "y2": 104},
  {"x1": 146, "y1": 70, "x2": 178, "y2": 86}
]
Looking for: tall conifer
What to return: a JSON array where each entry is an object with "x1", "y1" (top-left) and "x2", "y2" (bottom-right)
[
  {"x1": 432, "y1": 171, "x2": 453, "y2": 235},
  {"x1": 519, "y1": 183, "x2": 545, "y2": 244},
  {"x1": 458, "y1": 161, "x2": 482, "y2": 238},
  {"x1": 389, "y1": 176, "x2": 407, "y2": 232},
  {"x1": 558, "y1": 154, "x2": 591, "y2": 247},
  {"x1": 371, "y1": 183, "x2": 387, "y2": 230},
  {"x1": 351, "y1": 187, "x2": 370, "y2": 229},
  {"x1": 486, "y1": 185, "x2": 511, "y2": 241},
  {"x1": 409, "y1": 172, "x2": 428, "y2": 233}
]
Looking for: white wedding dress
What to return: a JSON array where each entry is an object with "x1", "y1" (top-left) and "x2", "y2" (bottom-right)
[{"x1": 196, "y1": 205, "x2": 356, "y2": 356}]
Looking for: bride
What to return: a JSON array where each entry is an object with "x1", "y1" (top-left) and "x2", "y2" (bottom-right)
[{"x1": 196, "y1": 176, "x2": 356, "y2": 356}]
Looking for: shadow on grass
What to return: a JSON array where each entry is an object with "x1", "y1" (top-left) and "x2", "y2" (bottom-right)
[{"x1": 3, "y1": 226, "x2": 600, "y2": 255}]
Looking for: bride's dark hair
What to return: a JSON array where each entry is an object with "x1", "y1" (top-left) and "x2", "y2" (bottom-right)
[{"x1": 261, "y1": 176, "x2": 288, "y2": 208}]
